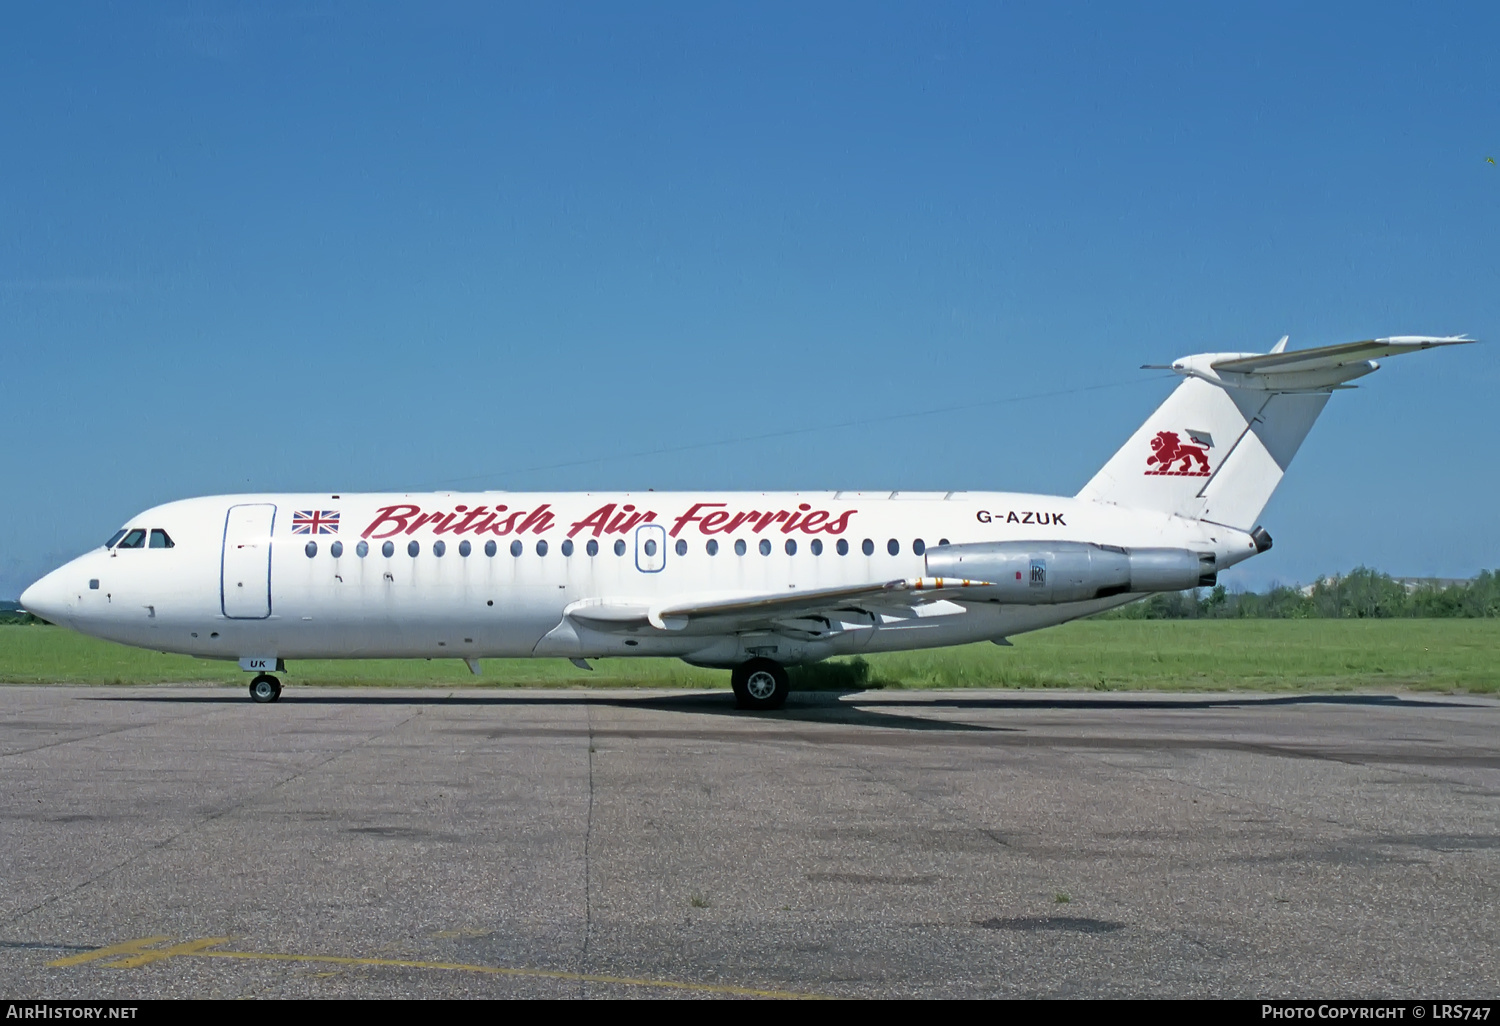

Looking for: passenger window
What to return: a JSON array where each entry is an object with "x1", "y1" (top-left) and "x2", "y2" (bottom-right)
[
  {"x1": 562, "y1": 539, "x2": 574, "y2": 557},
  {"x1": 305, "y1": 541, "x2": 318, "y2": 558},
  {"x1": 459, "y1": 540, "x2": 471, "y2": 557},
  {"x1": 586, "y1": 539, "x2": 599, "y2": 557},
  {"x1": 356, "y1": 541, "x2": 369, "y2": 557},
  {"x1": 887, "y1": 539, "x2": 900, "y2": 556},
  {"x1": 706, "y1": 539, "x2": 719, "y2": 555},
  {"x1": 734, "y1": 539, "x2": 747, "y2": 556},
  {"x1": 117, "y1": 529, "x2": 146, "y2": 549},
  {"x1": 331, "y1": 541, "x2": 344, "y2": 558},
  {"x1": 861, "y1": 538, "x2": 874, "y2": 556},
  {"x1": 536, "y1": 540, "x2": 549, "y2": 557},
  {"x1": 408, "y1": 540, "x2": 421, "y2": 557},
  {"x1": 511, "y1": 540, "x2": 523, "y2": 557},
  {"x1": 837, "y1": 538, "x2": 849, "y2": 556},
  {"x1": 382, "y1": 541, "x2": 395, "y2": 557},
  {"x1": 758, "y1": 539, "x2": 771, "y2": 556},
  {"x1": 811, "y1": 539, "x2": 823, "y2": 556},
  {"x1": 614, "y1": 539, "x2": 626, "y2": 556},
  {"x1": 784, "y1": 539, "x2": 797, "y2": 555},
  {"x1": 938, "y1": 538, "x2": 949, "y2": 546},
  {"x1": 912, "y1": 539, "x2": 925, "y2": 555},
  {"x1": 675, "y1": 539, "x2": 687, "y2": 556},
  {"x1": 644, "y1": 539, "x2": 657, "y2": 557},
  {"x1": 105, "y1": 530, "x2": 127, "y2": 549},
  {"x1": 485, "y1": 540, "x2": 497, "y2": 557}
]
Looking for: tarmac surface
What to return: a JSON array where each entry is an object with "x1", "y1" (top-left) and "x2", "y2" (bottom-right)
[{"x1": 2, "y1": 684, "x2": 1498, "y2": 999}]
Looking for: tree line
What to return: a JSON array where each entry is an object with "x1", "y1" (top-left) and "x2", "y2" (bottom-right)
[{"x1": 1099, "y1": 567, "x2": 1500, "y2": 620}]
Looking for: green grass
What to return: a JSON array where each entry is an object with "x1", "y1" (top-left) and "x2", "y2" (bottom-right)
[
  {"x1": 1, "y1": 619, "x2": 1497, "y2": 693},
  {"x1": 857, "y1": 619, "x2": 1500, "y2": 693}
]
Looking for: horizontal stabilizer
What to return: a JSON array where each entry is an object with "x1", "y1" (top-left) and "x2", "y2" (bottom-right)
[{"x1": 1211, "y1": 336, "x2": 1472, "y2": 377}]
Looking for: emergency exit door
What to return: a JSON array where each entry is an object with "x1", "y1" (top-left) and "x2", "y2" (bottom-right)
[
  {"x1": 635, "y1": 523, "x2": 667, "y2": 573},
  {"x1": 222, "y1": 504, "x2": 276, "y2": 618}
]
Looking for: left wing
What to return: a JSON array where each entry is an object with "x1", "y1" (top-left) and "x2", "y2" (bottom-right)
[{"x1": 564, "y1": 577, "x2": 990, "y2": 635}]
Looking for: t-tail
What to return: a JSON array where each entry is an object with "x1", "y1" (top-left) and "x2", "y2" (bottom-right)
[{"x1": 1077, "y1": 335, "x2": 1473, "y2": 530}]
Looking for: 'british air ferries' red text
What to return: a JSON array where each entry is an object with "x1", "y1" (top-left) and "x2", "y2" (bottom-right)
[{"x1": 361, "y1": 502, "x2": 857, "y2": 540}]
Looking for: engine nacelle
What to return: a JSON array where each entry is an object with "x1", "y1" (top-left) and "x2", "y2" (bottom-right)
[{"x1": 924, "y1": 541, "x2": 1216, "y2": 604}]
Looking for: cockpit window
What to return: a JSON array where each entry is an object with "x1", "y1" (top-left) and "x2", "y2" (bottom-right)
[
  {"x1": 105, "y1": 529, "x2": 128, "y2": 549},
  {"x1": 116, "y1": 529, "x2": 147, "y2": 549},
  {"x1": 149, "y1": 529, "x2": 175, "y2": 549}
]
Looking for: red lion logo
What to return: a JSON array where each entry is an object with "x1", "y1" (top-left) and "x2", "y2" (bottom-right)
[{"x1": 1145, "y1": 431, "x2": 1210, "y2": 475}]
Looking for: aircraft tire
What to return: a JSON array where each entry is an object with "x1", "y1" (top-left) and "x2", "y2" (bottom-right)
[
  {"x1": 731, "y1": 658, "x2": 789, "y2": 711},
  {"x1": 249, "y1": 674, "x2": 282, "y2": 704}
]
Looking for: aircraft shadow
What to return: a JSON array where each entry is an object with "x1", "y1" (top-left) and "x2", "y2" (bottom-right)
[
  {"x1": 79, "y1": 688, "x2": 1481, "y2": 734},
  {"x1": 854, "y1": 692, "x2": 1484, "y2": 711},
  {"x1": 82, "y1": 689, "x2": 1004, "y2": 733}
]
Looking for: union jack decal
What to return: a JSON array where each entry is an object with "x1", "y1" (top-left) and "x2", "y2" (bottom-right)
[{"x1": 291, "y1": 510, "x2": 340, "y2": 535}]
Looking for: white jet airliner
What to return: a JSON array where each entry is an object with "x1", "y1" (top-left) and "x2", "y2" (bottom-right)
[{"x1": 21, "y1": 336, "x2": 1469, "y2": 709}]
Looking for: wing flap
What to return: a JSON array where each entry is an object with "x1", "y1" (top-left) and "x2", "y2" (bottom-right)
[
  {"x1": 565, "y1": 579, "x2": 992, "y2": 634},
  {"x1": 651, "y1": 579, "x2": 907, "y2": 627}
]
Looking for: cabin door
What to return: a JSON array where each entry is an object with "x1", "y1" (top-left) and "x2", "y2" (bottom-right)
[{"x1": 222, "y1": 503, "x2": 276, "y2": 618}]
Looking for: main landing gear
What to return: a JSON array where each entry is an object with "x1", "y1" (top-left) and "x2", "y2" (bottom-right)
[
  {"x1": 249, "y1": 674, "x2": 282, "y2": 704},
  {"x1": 731, "y1": 658, "x2": 790, "y2": 711}
]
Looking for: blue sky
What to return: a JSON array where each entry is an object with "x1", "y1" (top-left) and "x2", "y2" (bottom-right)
[{"x1": 2, "y1": 1, "x2": 1497, "y2": 598}]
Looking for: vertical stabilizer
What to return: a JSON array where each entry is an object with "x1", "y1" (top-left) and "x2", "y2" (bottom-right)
[{"x1": 1077, "y1": 336, "x2": 1470, "y2": 529}]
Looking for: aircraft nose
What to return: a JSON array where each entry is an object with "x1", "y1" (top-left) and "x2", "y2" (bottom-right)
[{"x1": 20, "y1": 569, "x2": 70, "y2": 626}]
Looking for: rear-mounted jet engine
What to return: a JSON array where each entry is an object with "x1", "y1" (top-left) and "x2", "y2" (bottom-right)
[{"x1": 924, "y1": 541, "x2": 1217, "y2": 603}]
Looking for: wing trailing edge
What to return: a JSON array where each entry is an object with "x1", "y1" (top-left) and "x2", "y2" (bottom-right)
[{"x1": 564, "y1": 577, "x2": 992, "y2": 634}]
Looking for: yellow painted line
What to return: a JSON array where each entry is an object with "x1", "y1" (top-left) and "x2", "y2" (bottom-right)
[
  {"x1": 51, "y1": 936, "x2": 823, "y2": 999},
  {"x1": 103, "y1": 937, "x2": 233, "y2": 969},
  {"x1": 49, "y1": 936, "x2": 171, "y2": 967}
]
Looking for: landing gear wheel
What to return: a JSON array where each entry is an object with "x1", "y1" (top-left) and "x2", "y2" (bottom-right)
[
  {"x1": 730, "y1": 658, "x2": 789, "y2": 711},
  {"x1": 249, "y1": 674, "x2": 282, "y2": 704}
]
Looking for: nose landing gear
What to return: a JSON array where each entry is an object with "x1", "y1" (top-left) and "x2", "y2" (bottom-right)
[
  {"x1": 730, "y1": 658, "x2": 789, "y2": 711},
  {"x1": 249, "y1": 674, "x2": 282, "y2": 703}
]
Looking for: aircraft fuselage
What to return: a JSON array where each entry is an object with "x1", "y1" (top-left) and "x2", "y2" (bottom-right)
[{"x1": 21, "y1": 489, "x2": 1255, "y2": 670}]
